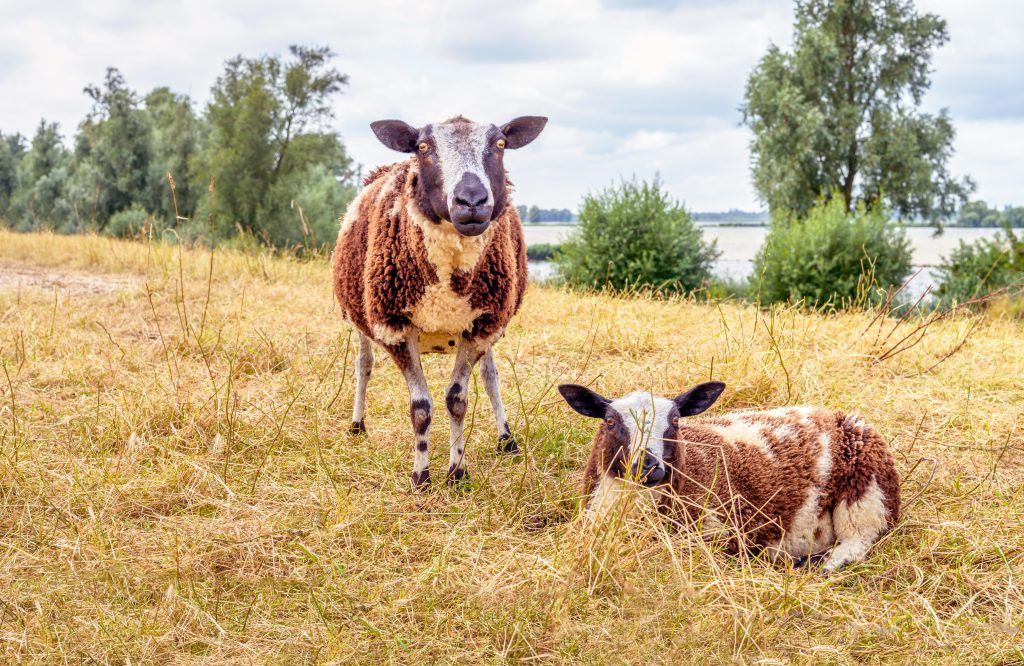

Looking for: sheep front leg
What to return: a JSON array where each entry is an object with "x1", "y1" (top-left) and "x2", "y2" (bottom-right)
[
  {"x1": 445, "y1": 341, "x2": 485, "y2": 485},
  {"x1": 350, "y1": 333, "x2": 373, "y2": 434},
  {"x1": 388, "y1": 335, "x2": 433, "y2": 490},
  {"x1": 480, "y1": 348, "x2": 518, "y2": 453}
]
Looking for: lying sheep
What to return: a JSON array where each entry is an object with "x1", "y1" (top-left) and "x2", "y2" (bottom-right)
[
  {"x1": 557, "y1": 382, "x2": 900, "y2": 571},
  {"x1": 333, "y1": 114, "x2": 546, "y2": 489}
]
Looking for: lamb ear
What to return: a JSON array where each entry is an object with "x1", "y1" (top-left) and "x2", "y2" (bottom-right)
[
  {"x1": 370, "y1": 120, "x2": 419, "y2": 153},
  {"x1": 673, "y1": 382, "x2": 726, "y2": 416},
  {"x1": 558, "y1": 384, "x2": 610, "y2": 418},
  {"x1": 500, "y1": 116, "x2": 547, "y2": 149}
]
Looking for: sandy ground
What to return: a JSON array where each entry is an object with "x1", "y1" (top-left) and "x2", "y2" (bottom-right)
[{"x1": 0, "y1": 260, "x2": 137, "y2": 295}]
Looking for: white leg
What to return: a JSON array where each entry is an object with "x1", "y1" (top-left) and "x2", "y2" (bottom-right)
[
  {"x1": 445, "y1": 341, "x2": 483, "y2": 484},
  {"x1": 479, "y1": 348, "x2": 518, "y2": 453},
  {"x1": 351, "y1": 333, "x2": 373, "y2": 434},
  {"x1": 389, "y1": 334, "x2": 432, "y2": 490},
  {"x1": 822, "y1": 479, "x2": 890, "y2": 572}
]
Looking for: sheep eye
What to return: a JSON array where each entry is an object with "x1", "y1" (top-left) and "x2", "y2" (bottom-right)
[
  {"x1": 604, "y1": 417, "x2": 615, "y2": 427},
  {"x1": 418, "y1": 142, "x2": 430, "y2": 153},
  {"x1": 496, "y1": 138, "x2": 506, "y2": 150}
]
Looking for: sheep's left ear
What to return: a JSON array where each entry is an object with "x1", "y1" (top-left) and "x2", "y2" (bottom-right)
[
  {"x1": 500, "y1": 116, "x2": 547, "y2": 149},
  {"x1": 673, "y1": 382, "x2": 726, "y2": 416},
  {"x1": 558, "y1": 384, "x2": 610, "y2": 418}
]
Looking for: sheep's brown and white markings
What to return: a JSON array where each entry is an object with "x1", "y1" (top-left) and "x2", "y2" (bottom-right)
[
  {"x1": 558, "y1": 383, "x2": 901, "y2": 572},
  {"x1": 333, "y1": 114, "x2": 545, "y2": 488}
]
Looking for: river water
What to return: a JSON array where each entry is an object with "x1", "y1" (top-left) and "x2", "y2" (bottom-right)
[{"x1": 523, "y1": 224, "x2": 1001, "y2": 295}]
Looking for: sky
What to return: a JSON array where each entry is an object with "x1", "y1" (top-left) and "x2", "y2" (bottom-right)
[{"x1": 1, "y1": 0, "x2": 1022, "y2": 211}]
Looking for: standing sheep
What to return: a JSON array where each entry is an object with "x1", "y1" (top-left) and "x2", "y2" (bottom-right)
[
  {"x1": 558, "y1": 382, "x2": 900, "y2": 571},
  {"x1": 333, "y1": 115, "x2": 546, "y2": 489}
]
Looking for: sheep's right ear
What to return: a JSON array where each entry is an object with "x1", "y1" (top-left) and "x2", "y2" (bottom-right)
[
  {"x1": 673, "y1": 382, "x2": 726, "y2": 416},
  {"x1": 558, "y1": 384, "x2": 610, "y2": 418},
  {"x1": 370, "y1": 120, "x2": 419, "y2": 153}
]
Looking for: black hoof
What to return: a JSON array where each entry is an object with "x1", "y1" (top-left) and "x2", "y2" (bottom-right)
[
  {"x1": 349, "y1": 420, "x2": 366, "y2": 435},
  {"x1": 411, "y1": 469, "x2": 430, "y2": 490},
  {"x1": 446, "y1": 465, "x2": 469, "y2": 486},
  {"x1": 498, "y1": 434, "x2": 519, "y2": 454}
]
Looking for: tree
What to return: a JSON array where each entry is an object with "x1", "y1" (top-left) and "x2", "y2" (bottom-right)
[
  {"x1": 71, "y1": 68, "x2": 154, "y2": 229},
  {"x1": 527, "y1": 205, "x2": 540, "y2": 224},
  {"x1": 194, "y1": 44, "x2": 354, "y2": 247},
  {"x1": 752, "y1": 195, "x2": 912, "y2": 306},
  {"x1": 742, "y1": 0, "x2": 973, "y2": 223},
  {"x1": 10, "y1": 121, "x2": 71, "y2": 230},
  {"x1": 0, "y1": 132, "x2": 24, "y2": 216},
  {"x1": 555, "y1": 178, "x2": 719, "y2": 294},
  {"x1": 144, "y1": 87, "x2": 200, "y2": 223}
]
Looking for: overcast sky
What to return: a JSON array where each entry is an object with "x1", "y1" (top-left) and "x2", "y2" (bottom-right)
[{"x1": 1, "y1": 0, "x2": 1021, "y2": 210}]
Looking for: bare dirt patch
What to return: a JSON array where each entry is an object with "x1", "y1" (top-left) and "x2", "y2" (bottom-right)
[{"x1": 0, "y1": 260, "x2": 137, "y2": 295}]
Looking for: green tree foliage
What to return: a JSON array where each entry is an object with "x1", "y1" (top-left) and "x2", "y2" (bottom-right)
[
  {"x1": 193, "y1": 45, "x2": 354, "y2": 248},
  {"x1": 0, "y1": 133, "x2": 25, "y2": 217},
  {"x1": 525, "y1": 242, "x2": 560, "y2": 261},
  {"x1": 742, "y1": 0, "x2": 973, "y2": 223},
  {"x1": 1, "y1": 45, "x2": 355, "y2": 250},
  {"x1": 555, "y1": 178, "x2": 719, "y2": 294},
  {"x1": 9, "y1": 121, "x2": 72, "y2": 230},
  {"x1": 527, "y1": 205, "x2": 541, "y2": 224},
  {"x1": 71, "y1": 68, "x2": 154, "y2": 229},
  {"x1": 752, "y1": 195, "x2": 912, "y2": 306},
  {"x1": 935, "y1": 229, "x2": 1024, "y2": 304},
  {"x1": 144, "y1": 87, "x2": 200, "y2": 222},
  {"x1": 956, "y1": 200, "x2": 1024, "y2": 228}
]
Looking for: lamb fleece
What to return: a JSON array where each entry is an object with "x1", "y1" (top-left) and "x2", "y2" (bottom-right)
[{"x1": 585, "y1": 406, "x2": 900, "y2": 555}]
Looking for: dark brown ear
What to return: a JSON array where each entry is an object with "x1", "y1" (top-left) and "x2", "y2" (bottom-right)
[
  {"x1": 500, "y1": 116, "x2": 547, "y2": 149},
  {"x1": 370, "y1": 120, "x2": 419, "y2": 153},
  {"x1": 558, "y1": 384, "x2": 610, "y2": 418},
  {"x1": 673, "y1": 382, "x2": 725, "y2": 416}
]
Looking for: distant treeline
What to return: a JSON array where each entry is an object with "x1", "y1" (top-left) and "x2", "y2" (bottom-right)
[
  {"x1": 515, "y1": 205, "x2": 576, "y2": 223},
  {"x1": 955, "y1": 201, "x2": 1024, "y2": 228},
  {"x1": 0, "y1": 45, "x2": 356, "y2": 250},
  {"x1": 692, "y1": 209, "x2": 768, "y2": 223}
]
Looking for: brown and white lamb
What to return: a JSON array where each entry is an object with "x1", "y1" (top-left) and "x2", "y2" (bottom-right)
[
  {"x1": 333, "y1": 115, "x2": 546, "y2": 489},
  {"x1": 557, "y1": 382, "x2": 901, "y2": 571}
]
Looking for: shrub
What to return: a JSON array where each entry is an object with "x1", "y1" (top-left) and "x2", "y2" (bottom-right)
[
  {"x1": 526, "y1": 243, "x2": 560, "y2": 261},
  {"x1": 752, "y1": 196, "x2": 912, "y2": 306},
  {"x1": 105, "y1": 205, "x2": 156, "y2": 239},
  {"x1": 554, "y1": 178, "x2": 718, "y2": 294},
  {"x1": 935, "y1": 228, "x2": 1024, "y2": 305}
]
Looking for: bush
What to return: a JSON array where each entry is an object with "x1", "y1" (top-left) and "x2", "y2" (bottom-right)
[
  {"x1": 105, "y1": 205, "x2": 156, "y2": 239},
  {"x1": 935, "y1": 228, "x2": 1024, "y2": 305},
  {"x1": 751, "y1": 196, "x2": 912, "y2": 306},
  {"x1": 526, "y1": 243, "x2": 560, "y2": 261},
  {"x1": 554, "y1": 178, "x2": 718, "y2": 293}
]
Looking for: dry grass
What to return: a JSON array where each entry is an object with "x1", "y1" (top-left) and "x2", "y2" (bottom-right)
[{"x1": 0, "y1": 230, "x2": 1021, "y2": 664}]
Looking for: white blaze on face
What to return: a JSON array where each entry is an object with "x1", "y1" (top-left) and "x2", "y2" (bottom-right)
[
  {"x1": 430, "y1": 121, "x2": 493, "y2": 212},
  {"x1": 608, "y1": 391, "x2": 676, "y2": 472}
]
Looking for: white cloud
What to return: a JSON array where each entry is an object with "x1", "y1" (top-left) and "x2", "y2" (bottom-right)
[{"x1": 0, "y1": 0, "x2": 1020, "y2": 210}]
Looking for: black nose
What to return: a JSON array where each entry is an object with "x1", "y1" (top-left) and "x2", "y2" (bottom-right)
[
  {"x1": 453, "y1": 177, "x2": 489, "y2": 209},
  {"x1": 631, "y1": 455, "x2": 665, "y2": 485}
]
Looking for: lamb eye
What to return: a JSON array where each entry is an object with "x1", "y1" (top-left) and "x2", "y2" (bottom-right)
[
  {"x1": 418, "y1": 142, "x2": 430, "y2": 153},
  {"x1": 496, "y1": 138, "x2": 506, "y2": 149},
  {"x1": 604, "y1": 417, "x2": 615, "y2": 427}
]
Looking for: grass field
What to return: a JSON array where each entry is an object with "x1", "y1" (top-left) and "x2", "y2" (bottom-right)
[{"x1": 0, "y1": 230, "x2": 1021, "y2": 663}]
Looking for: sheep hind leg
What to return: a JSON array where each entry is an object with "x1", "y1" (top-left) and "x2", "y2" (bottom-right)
[
  {"x1": 821, "y1": 478, "x2": 890, "y2": 573},
  {"x1": 479, "y1": 348, "x2": 518, "y2": 453},
  {"x1": 350, "y1": 333, "x2": 373, "y2": 435},
  {"x1": 445, "y1": 342, "x2": 484, "y2": 486},
  {"x1": 390, "y1": 336, "x2": 432, "y2": 490}
]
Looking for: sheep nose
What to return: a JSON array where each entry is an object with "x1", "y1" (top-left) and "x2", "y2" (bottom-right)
[
  {"x1": 632, "y1": 455, "x2": 665, "y2": 485},
  {"x1": 452, "y1": 174, "x2": 489, "y2": 209}
]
